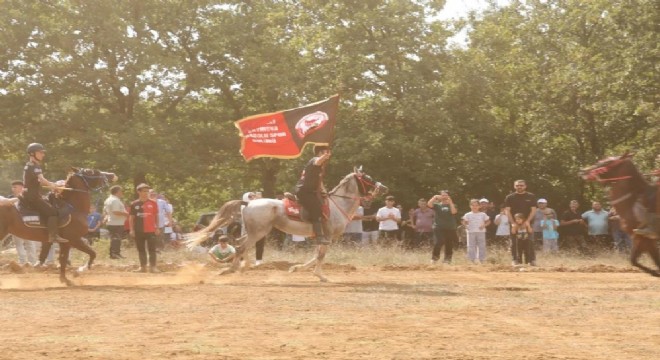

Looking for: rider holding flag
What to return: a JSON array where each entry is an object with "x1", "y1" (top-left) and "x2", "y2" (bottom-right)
[
  {"x1": 22, "y1": 143, "x2": 67, "y2": 243},
  {"x1": 295, "y1": 145, "x2": 332, "y2": 244}
]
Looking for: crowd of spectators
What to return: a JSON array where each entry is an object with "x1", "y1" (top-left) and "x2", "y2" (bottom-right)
[
  {"x1": 3, "y1": 177, "x2": 636, "y2": 269},
  {"x1": 332, "y1": 179, "x2": 634, "y2": 266}
]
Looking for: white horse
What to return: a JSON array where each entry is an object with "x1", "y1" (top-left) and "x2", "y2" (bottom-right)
[{"x1": 186, "y1": 168, "x2": 387, "y2": 282}]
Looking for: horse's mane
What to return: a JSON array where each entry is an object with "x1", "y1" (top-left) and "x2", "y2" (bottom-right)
[{"x1": 329, "y1": 173, "x2": 355, "y2": 195}]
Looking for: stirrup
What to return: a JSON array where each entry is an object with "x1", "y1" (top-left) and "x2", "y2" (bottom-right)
[
  {"x1": 53, "y1": 236, "x2": 69, "y2": 243},
  {"x1": 633, "y1": 228, "x2": 658, "y2": 239}
]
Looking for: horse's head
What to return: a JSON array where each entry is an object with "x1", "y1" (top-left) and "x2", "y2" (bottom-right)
[
  {"x1": 66, "y1": 167, "x2": 118, "y2": 192},
  {"x1": 353, "y1": 166, "x2": 388, "y2": 196},
  {"x1": 579, "y1": 152, "x2": 635, "y2": 183}
]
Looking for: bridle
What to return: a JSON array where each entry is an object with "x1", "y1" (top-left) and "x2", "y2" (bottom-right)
[
  {"x1": 328, "y1": 172, "x2": 386, "y2": 222},
  {"x1": 66, "y1": 169, "x2": 112, "y2": 193},
  {"x1": 583, "y1": 157, "x2": 638, "y2": 206},
  {"x1": 583, "y1": 157, "x2": 632, "y2": 183}
]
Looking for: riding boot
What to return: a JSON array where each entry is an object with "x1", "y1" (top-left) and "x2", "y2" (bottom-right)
[
  {"x1": 312, "y1": 220, "x2": 330, "y2": 245},
  {"x1": 47, "y1": 216, "x2": 67, "y2": 243},
  {"x1": 634, "y1": 213, "x2": 659, "y2": 240}
]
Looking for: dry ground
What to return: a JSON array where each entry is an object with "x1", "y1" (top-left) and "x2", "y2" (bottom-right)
[{"x1": 1, "y1": 249, "x2": 659, "y2": 360}]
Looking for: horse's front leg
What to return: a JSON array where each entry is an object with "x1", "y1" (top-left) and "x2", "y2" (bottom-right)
[
  {"x1": 312, "y1": 244, "x2": 329, "y2": 282},
  {"x1": 219, "y1": 246, "x2": 244, "y2": 275},
  {"x1": 288, "y1": 254, "x2": 317, "y2": 273},
  {"x1": 58, "y1": 243, "x2": 74, "y2": 286},
  {"x1": 71, "y1": 239, "x2": 97, "y2": 273},
  {"x1": 630, "y1": 236, "x2": 660, "y2": 277}
]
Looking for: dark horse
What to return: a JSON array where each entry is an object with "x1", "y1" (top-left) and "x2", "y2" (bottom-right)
[
  {"x1": 0, "y1": 167, "x2": 117, "y2": 285},
  {"x1": 580, "y1": 153, "x2": 659, "y2": 277}
]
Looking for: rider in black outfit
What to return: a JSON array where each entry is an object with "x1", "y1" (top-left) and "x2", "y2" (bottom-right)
[
  {"x1": 295, "y1": 145, "x2": 332, "y2": 244},
  {"x1": 22, "y1": 143, "x2": 67, "y2": 243}
]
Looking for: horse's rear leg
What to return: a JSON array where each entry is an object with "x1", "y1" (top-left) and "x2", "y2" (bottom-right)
[
  {"x1": 312, "y1": 245, "x2": 328, "y2": 282},
  {"x1": 630, "y1": 236, "x2": 660, "y2": 277}
]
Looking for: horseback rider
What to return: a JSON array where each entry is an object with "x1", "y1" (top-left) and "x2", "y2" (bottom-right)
[
  {"x1": 22, "y1": 143, "x2": 67, "y2": 243},
  {"x1": 295, "y1": 144, "x2": 332, "y2": 244}
]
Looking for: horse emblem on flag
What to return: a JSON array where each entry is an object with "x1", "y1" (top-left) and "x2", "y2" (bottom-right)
[{"x1": 295, "y1": 111, "x2": 329, "y2": 139}]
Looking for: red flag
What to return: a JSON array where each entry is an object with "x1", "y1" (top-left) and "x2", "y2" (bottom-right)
[{"x1": 235, "y1": 95, "x2": 339, "y2": 161}]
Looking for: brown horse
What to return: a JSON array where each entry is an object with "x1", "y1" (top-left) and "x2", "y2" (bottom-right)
[
  {"x1": 0, "y1": 167, "x2": 117, "y2": 285},
  {"x1": 580, "y1": 153, "x2": 659, "y2": 277}
]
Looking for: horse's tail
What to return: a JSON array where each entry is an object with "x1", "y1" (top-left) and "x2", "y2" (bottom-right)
[{"x1": 185, "y1": 200, "x2": 243, "y2": 249}]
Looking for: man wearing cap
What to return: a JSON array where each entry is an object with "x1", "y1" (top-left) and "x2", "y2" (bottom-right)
[
  {"x1": 532, "y1": 199, "x2": 556, "y2": 252},
  {"x1": 208, "y1": 232, "x2": 236, "y2": 264},
  {"x1": 129, "y1": 183, "x2": 160, "y2": 273},
  {"x1": 504, "y1": 180, "x2": 538, "y2": 266}
]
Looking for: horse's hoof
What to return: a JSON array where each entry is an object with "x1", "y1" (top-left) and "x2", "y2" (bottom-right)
[
  {"x1": 61, "y1": 278, "x2": 74, "y2": 287},
  {"x1": 318, "y1": 276, "x2": 328, "y2": 283},
  {"x1": 288, "y1": 265, "x2": 300, "y2": 273},
  {"x1": 77, "y1": 265, "x2": 88, "y2": 273}
]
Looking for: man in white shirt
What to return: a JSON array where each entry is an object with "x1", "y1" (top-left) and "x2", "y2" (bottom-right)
[
  {"x1": 103, "y1": 185, "x2": 129, "y2": 259},
  {"x1": 376, "y1": 195, "x2": 401, "y2": 246}
]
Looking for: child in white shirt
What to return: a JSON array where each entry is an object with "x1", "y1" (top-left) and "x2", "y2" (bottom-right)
[{"x1": 462, "y1": 199, "x2": 491, "y2": 264}]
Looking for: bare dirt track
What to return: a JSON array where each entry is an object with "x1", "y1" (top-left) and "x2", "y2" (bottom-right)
[{"x1": 1, "y1": 265, "x2": 658, "y2": 360}]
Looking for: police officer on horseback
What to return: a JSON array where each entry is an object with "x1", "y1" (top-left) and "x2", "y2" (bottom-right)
[
  {"x1": 23, "y1": 143, "x2": 67, "y2": 243},
  {"x1": 295, "y1": 144, "x2": 332, "y2": 244}
]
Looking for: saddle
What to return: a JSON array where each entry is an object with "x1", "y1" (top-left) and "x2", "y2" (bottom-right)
[
  {"x1": 17, "y1": 198, "x2": 73, "y2": 229},
  {"x1": 282, "y1": 194, "x2": 330, "y2": 222}
]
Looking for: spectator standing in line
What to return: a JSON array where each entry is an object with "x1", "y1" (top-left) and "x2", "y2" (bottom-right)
[
  {"x1": 427, "y1": 191, "x2": 457, "y2": 264},
  {"x1": 208, "y1": 233, "x2": 236, "y2": 265},
  {"x1": 376, "y1": 195, "x2": 401, "y2": 246},
  {"x1": 560, "y1": 200, "x2": 588, "y2": 254},
  {"x1": 485, "y1": 200, "x2": 498, "y2": 242},
  {"x1": 411, "y1": 198, "x2": 434, "y2": 249},
  {"x1": 532, "y1": 199, "x2": 557, "y2": 250},
  {"x1": 398, "y1": 205, "x2": 414, "y2": 244},
  {"x1": 104, "y1": 185, "x2": 129, "y2": 259},
  {"x1": 504, "y1": 180, "x2": 537, "y2": 266},
  {"x1": 540, "y1": 210, "x2": 560, "y2": 253},
  {"x1": 493, "y1": 204, "x2": 510, "y2": 248},
  {"x1": 581, "y1": 201, "x2": 610, "y2": 251},
  {"x1": 149, "y1": 189, "x2": 171, "y2": 252},
  {"x1": 86, "y1": 204, "x2": 102, "y2": 246},
  {"x1": 8, "y1": 180, "x2": 37, "y2": 265},
  {"x1": 609, "y1": 207, "x2": 631, "y2": 252},
  {"x1": 129, "y1": 183, "x2": 160, "y2": 273},
  {"x1": 342, "y1": 204, "x2": 364, "y2": 246},
  {"x1": 462, "y1": 199, "x2": 491, "y2": 264},
  {"x1": 361, "y1": 191, "x2": 380, "y2": 246},
  {"x1": 511, "y1": 213, "x2": 533, "y2": 265}
]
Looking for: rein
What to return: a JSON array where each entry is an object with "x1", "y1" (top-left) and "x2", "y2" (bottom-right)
[
  {"x1": 328, "y1": 173, "x2": 379, "y2": 222},
  {"x1": 65, "y1": 171, "x2": 111, "y2": 193}
]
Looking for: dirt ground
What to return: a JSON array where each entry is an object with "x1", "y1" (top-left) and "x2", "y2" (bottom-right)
[{"x1": 1, "y1": 263, "x2": 658, "y2": 360}]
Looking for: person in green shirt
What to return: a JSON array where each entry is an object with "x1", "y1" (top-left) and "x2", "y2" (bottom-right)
[{"x1": 427, "y1": 190, "x2": 458, "y2": 264}]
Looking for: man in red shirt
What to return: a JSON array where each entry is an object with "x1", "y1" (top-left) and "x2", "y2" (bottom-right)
[{"x1": 129, "y1": 183, "x2": 160, "y2": 273}]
